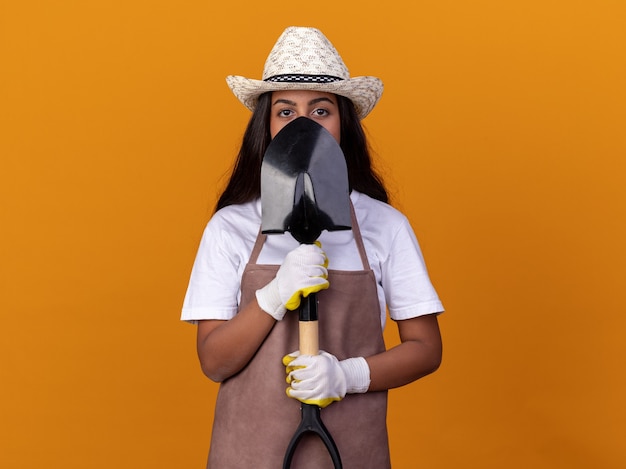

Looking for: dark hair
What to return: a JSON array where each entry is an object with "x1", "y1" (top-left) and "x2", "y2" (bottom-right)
[
  {"x1": 215, "y1": 93, "x2": 388, "y2": 211},
  {"x1": 336, "y1": 95, "x2": 388, "y2": 204}
]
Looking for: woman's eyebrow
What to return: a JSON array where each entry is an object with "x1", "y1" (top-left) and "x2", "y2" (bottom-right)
[
  {"x1": 309, "y1": 97, "x2": 335, "y2": 106},
  {"x1": 273, "y1": 98, "x2": 297, "y2": 106},
  {"x1": 272, "y1": 97, "x2": 336, "y2": 106}
]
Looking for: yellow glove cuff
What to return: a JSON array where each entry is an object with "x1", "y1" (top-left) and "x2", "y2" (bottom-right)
[{"x1": 285, "y1": 389, "x2": 340, "y2": 409}]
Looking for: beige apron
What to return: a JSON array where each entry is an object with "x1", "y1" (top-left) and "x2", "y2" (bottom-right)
[{"x1": 207, "y1": 206, "x2": 391, "y2": 468}]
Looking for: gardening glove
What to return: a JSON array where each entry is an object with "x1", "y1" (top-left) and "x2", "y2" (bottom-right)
[
  {"x1": 256, "y1": 243, "x2": 329, "y2": 321},
  {"x1": 283, "y1": 351, "x2": 370, "y2": 408}
]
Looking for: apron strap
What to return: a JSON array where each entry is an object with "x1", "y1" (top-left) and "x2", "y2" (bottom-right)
[
  {"x1": 349, "y1": 200, "x2": 370, "y2": 271},
  {"x1": 249, "y1": 229, "x2": 266, "y2": 265}
]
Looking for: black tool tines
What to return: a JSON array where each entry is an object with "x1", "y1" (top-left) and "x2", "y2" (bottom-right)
[{"x1": 283, "y1": 403, "x2": 342, "y2": 469}]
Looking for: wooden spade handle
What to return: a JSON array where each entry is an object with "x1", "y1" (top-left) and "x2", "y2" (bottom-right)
[
  {"x1": 299, "y1": 294, "x2": 319, "y2": 355},
  {"x1": 299, "y1": 320, "x2": 319, "y2": 355}
]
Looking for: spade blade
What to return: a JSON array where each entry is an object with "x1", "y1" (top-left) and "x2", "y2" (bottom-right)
[{"x1": 261, "y1": 117, "x2": 351, "y2": 244}]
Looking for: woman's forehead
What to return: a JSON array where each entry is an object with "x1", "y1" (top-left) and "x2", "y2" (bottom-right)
[{"x1": 271, "y1": 90, "x2": 337, "y2": 102}]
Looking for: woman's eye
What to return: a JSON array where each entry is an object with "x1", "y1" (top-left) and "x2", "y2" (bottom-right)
[
  {"x1": 313, "y1": 108, "x2": 329, "y2": 117},
  {"x1": 278, "y1": 109, "x2": 293, "y2": 117}
]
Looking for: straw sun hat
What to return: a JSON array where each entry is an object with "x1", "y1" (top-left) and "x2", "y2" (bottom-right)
[{"x1": 226, "y1": 26, "x2": 383, "y2": 119}]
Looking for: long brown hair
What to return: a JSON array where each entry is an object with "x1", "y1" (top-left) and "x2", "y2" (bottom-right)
[{"x1": 215, "y1": 93, "x2": 388, "y2": 211}]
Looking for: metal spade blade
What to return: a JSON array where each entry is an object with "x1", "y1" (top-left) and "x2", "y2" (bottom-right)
[{"x1": 261, "y1": 117, "x2": 351, "y2": 244}]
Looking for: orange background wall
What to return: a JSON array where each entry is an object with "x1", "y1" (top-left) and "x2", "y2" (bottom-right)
[{"x1": 1, "y1": 1, "x2": 624, "y2": 468}]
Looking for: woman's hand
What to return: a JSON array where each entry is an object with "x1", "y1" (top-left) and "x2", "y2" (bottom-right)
[
  {"x1": 283, "y1": 351, "x2": 370, "y2": 408},
  {"x1": 256, "y1": 243, "x2": 329, "y2": 320}
]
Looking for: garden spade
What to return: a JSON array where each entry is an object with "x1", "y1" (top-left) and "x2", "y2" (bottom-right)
[{"x1": 261, "y1": 116, "x2": 351, "y2": 469}]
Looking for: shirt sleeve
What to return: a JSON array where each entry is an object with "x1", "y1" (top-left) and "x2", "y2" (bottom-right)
[
  {"x1": 180, "y1": 219, "x2": 243, "y2": 324},
  {"x1": 382, "y1": 217, "x2": 444, "y2": 321}
]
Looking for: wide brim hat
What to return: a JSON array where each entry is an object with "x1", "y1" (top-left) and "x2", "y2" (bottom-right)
[{"x1": 226, "y1": 27, "x2": 383, "y2": 120}]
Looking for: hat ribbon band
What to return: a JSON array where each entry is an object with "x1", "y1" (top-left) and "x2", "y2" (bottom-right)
[{"x1": 264, "y1": 74, "x2": 344, "y2": 84}]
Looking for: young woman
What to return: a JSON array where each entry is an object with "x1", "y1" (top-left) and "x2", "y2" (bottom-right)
[{"x1": 182, "y1": 26, "x2": 444, "y2": 468}]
